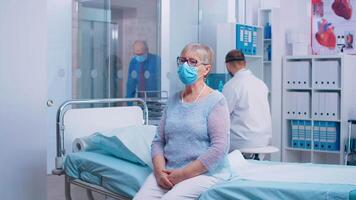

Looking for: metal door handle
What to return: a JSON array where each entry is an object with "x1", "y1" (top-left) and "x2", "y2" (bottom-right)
[{"x1": 47, "y1": 99, "x2": 54, "y2": 107}]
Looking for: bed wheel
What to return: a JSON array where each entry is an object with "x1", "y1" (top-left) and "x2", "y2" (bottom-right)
[
  {"x1": 86, "y1": 189, "x2": 95, "y2": 200},
  {"x1": 65, "y1": 175, "x2": 72, "y2": 200}
]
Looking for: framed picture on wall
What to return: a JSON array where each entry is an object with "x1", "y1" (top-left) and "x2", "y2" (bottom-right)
[{"x1": 312, "y1": 0, "x2": 356, "y2": 55}]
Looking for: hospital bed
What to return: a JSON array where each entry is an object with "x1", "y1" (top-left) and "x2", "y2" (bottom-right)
[
  {"x1": 53, "y1": 98, "x2": 356, "y2": 200},
  {"x1": 52, "y1": 98, "x2": 149, "y2": 200}
]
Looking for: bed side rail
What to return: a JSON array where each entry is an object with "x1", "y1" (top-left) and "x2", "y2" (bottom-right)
[{"x1": 52, "y1": 98, "x2": 148, "y2": 175}]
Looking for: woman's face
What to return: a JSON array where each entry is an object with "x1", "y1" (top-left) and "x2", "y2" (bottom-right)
[{"x1": 180, "y1": 51, "x2": 211, "y2": 79}]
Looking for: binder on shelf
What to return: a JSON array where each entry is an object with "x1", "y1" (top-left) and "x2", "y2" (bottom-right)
[
  {"x1": 297, "y1": 61, "x2": 310, "y2": 88},
  {"x1": 298, "y1": 120, "x2": 306, "y2": 148},
  {"x1": 326, "y1": 60, "x2": 340, "y2": 88},
  {"x1": 286, "y1": 62, "x2": 299, "y2": 88},
  {"x1": 319, "y1": 93, "x2": 326, "y2": 119},
  {"x1": 319, "y1": 121, "x2": 328, "y2": 150},
  {"x1": 327, "y1": 92, "x2": 339, "y2": 120},
  {"x1": 291, "y1": 120, "x2": 299, "y2": 148},
  {"x1": 326, "y1": 122, "x2": 339, "y2": 151},
  {"x1": 286, "y1": 92, "x2": 297, "y2": 117},
  {"x1": 298, "y1": 92, "x2": 310, "y2": 118},
  {"x1": 247, "y1": 26, "x2": 253, "y2": 55},
  {"x1": 243, "y1": 25, "x2": 250, "y2": 54},
  {"x1": 252, "y1": 27, "x2": 257, "y2": 55},
  {"x1": 313, "y1": 121, "x2": 320, "y2": 150},
  {"x1": 236, "y1": 24, "x2": 244, "y2": 51},
  {"x1": 314, "y1": 61, "x2": 322, "y2": 88},
  {"x1": 305, "y1": 121, "x2": 312, "y2": 149},
  {"x1": 330, "y1": 60, "x2": 340, "y2": 88},
  {"x1": 313, "y1": 92, "x2": 320, "y2": 118}
]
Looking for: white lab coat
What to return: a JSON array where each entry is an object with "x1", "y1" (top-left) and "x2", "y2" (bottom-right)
[{"x1": 222, "y1": 69, "x2": 272, "y2": 151}]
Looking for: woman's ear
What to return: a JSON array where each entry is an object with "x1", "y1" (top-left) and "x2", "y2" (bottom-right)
[{"x1": 204, "y1": 64, "x2": 212, "y2": 76}]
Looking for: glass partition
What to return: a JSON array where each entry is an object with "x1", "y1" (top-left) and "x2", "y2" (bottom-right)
[{"x1": 73, "y1": 0, "x2": 161, "y2": 100}]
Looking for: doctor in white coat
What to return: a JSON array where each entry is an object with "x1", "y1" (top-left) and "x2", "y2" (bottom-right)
[{"x1": 222, "y1": 49, "x2": 272, "y2": 151}]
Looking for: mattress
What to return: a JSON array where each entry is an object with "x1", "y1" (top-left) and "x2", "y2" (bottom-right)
[
  {"x1": 199, "y1": 179, "x2": 356, "y2": 200},
  {"x1": 64, "y1": 151, "x2": 151, "y2": 198},
  {"x1": 65, "y1": 152, "x2": 356, "y2": 200}
]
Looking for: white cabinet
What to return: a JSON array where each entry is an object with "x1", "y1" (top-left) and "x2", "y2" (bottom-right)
[{"x1": 282, "y1": 55, "x2": 356, "y2": 165}]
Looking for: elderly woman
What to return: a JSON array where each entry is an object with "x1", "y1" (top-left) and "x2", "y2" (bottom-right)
[{"x1": 134, "y1": 43, "x2": 231, "y2": 200}]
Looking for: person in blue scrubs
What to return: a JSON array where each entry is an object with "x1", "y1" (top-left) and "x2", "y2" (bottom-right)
[{"x1": 126, "y1": 40, "x2": 160, "y2": 98}]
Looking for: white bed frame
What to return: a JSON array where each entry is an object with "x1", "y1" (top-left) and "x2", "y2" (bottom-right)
[{"x1": 52, "y1": 98, "x2": 148, "y2": 200}]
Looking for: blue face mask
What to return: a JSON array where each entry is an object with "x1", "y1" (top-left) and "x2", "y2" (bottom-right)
[
  {"x1": 177, "y1": 62, "x2": 198, "y2": 85},
  {"x1": 135, "y1": 53, "x2": 147, "y2": 62}
]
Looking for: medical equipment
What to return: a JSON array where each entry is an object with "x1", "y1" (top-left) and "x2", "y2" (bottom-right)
[
  {"x1": 136, "y1": 90, "x2": 168, "y2": 125},
  {"x1": 345, "y1": 120, "x2": 356, "y2": 165},
  {"x1": 52, "y1": 98, "x2": 148, "y2": 200}
]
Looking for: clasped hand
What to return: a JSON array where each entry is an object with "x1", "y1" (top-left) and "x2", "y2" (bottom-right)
[{"x1": 155, "y1": 168, "x2": 188, "y2": 189}]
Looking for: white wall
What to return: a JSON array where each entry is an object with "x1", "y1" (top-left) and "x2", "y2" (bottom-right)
[
  {"x1": 280, "y1": 0, "x2": 311, "y2": 55},
  {"x1": 0, "y1": 1, "x2": 47, "y2": 199},
  {"x1": 46, "y1": 0, "x2": 72, "y2": 174},
  {"x1": 161, "y1": 0, "x2": 199, "y2": 95}
]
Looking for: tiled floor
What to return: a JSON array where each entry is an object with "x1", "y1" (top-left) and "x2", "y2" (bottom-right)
[{"x1": 47, "y1": 175, "x2": 106, "y2": 200}]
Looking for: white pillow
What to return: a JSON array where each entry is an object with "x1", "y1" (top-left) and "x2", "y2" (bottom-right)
[{"x1": 228, "y1": 149, "x2": 248, "y2": 170}]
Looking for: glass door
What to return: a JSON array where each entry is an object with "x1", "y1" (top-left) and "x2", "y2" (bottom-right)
[
  {"x1": 74, "y1": 0, "x2": 113, "y2": 99},
  {"x1": 73, "y1": 0, "x2": 161, "y2": 101}
]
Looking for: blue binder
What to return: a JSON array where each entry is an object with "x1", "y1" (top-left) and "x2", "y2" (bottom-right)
[
  {"x1": 319, "y1": 121, "x2": 328, "y2": 150},
  {"x1": 298, "y1": 120, "x2": 306, "y2": 148},
  {"x1": 326, "y1": 122, "x2": 338, "y2": 151},
  {"x1": 313, "y1": 121, "x2": 320, "y2": 150},
  {"x1": 236, "y1": 24, "x2": 244, "y2": 51},
  {"x1": 291, "y1": 120, "x2": 299, "y2": 148},
  {"x1": 252, "y1": 27, "x2": 257, "y2": 55},
  {"x1": 244, "y1": 25, "x2": 250, "y2": 55},
  {"x1": 305, "y1": 121, "x2": 312, "y2": 149}
]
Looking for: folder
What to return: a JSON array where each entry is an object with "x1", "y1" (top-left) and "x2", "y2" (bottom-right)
[
  {"x1": 299, "y1": 92, "x2": 310, "y2": 118},
  {"x1": 326, "y1": 60, "x2": 339, "y2": 89},
  {"x1": 314, "y1": 61, "x2": 322, "y2": 88},
  {"x1": 293, "y1": 92, "x2": 298, "y2": 117},
  {"x1": 313, "y1": 121, "x2": 320, "y2": 150},
  {"x1": 319, "y1": 121, "x2": 327, "y2": 150},
  {"x1": 313, "y1": 92, "x2": 319, "y2": 118},
  {"x1": 286, "y1": 62, "x2": 295, "y2": 87},
  {"x1": 243, "y1": 25, "x2": 250, "y2": 54},
  {"x1": 326, "y1": 122, "x2": 338, "y2": 151},
  {"x1": 319, "y1": 93, "x2": 325, "y2": 119},
  {"x1": 329, "y1": 92, "x2": 339, "y2": 120},
  {"x1": 330, "y1": 60, "x2": 340, "y2": 88},
  {"x1": 286, "y1": 92, "x2": 296, "y2": 117},
  {"x1": 291, "y1": 120, "x2": 299, "y2": 148},
  {"x1": 247, "y1": 26, "x2": 253, "y2": 55},
  {"x1": 305, "y1": 121, "x2": 312, "y2": 149},
  {"x1": 236, "y1": 24, "x2": 244, "y2": 51},
  {"x1": 252, "y1": 27, "x2": 257, "y2": 55},
  {"x1": 298, "y1": 61, "x2": 310, "y2": 88},
  {"x1": 298, "y1": 120, "x2": 306, "y2": 148}
]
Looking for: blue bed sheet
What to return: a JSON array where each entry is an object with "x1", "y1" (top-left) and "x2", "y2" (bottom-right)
[
  {"x1": 65, "y1": 152, "x2": 356, "y2": 200},
  {"x1": 64, "y1": 151, "x2": 151, "y2": 198},
  {"x1": 199, "y1": 179, "x2": 356, "y2": 200}
]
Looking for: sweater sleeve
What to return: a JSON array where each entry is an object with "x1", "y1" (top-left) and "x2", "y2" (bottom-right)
[
  {"x1": 151, "y1": 109, "x2": 166, "y2": 158},
  {"x1": 197, "y1": 98, "x2": 230, "y2": 173}
]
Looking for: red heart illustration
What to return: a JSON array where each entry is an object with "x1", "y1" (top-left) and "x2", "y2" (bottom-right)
[
  {"x1": 316, "y1": 29, "x2": 336, "y2": 49},
  {"x1": 332, "y1": 0, "x2": 352, "y2": 20}
]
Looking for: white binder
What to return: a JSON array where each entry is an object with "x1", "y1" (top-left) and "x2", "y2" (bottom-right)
[
  {"x1": 286, "y1": 62, "x2": 297, "y2": 88},
  {"x1": 302, "y1": 92, "x2": 310, "y2": 118},
  {"x1": 320, "y1": 92, "x2": 326, "y2": 119},
  {"x1": 314, "y1": 61, "x2": 321, "y2": 88},
  {"x1": 328, "y1": 92, "x2": 339, "y2": 120},
  {"x1": 299, "y1": 61, "x2": 310, "y2": 88},
  {"x1": 329, "y1": 60, "x2": 340, "y2": 88},
  {"x1": 313, "y1": 92, "x2": 319, "y2": 118}
]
